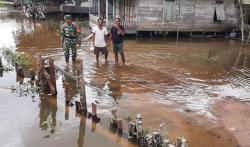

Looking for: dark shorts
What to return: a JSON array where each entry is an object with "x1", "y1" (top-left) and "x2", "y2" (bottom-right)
[
  {"x1": 94, "y1": 46, "x2": 108, "y2": 55},
  {"x1": 113, "y1": 43, "x2": 124, "y2": 54}
]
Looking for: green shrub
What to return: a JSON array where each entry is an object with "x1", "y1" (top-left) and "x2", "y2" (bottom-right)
[
  {"x1": 1, "y1": 48, "x2": 30, "y2": 68},
  {"x1": 124, "y1": 113, "x2": 134, "y2": 122}
]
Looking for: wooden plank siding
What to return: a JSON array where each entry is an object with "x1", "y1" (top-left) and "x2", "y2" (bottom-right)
[
  {"x1": 61, "y1": 6, "x2": 89, "y2": 13},
  {"x1": 241, "y1": 0, "x2": 250, "y2": 4},
  {"x1": 136, "y1": 0, "x2": 240, "y2": 32}
]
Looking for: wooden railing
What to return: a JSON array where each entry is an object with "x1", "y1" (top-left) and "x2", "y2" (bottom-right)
[
  {"x1": 107, "y1": 20, "x2": 136, "y2": 31},
  {"x1": 89, "y1": 14, "x2": 137, "y2": 32}
]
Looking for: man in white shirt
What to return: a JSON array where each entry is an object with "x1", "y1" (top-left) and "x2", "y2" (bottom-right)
[{"x1": 92, "y1": 17, "x2": 108, "y2": 63}]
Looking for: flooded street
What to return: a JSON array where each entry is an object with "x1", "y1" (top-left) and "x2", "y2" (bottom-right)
[{"x1": 1, "y1": 6, "x2": 250, "y2": 147}]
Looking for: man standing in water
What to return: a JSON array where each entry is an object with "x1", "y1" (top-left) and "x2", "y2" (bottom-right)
[
  {"x1": 92, "y1": 17, "x2": 108, "y2": 63},
  {"x1": 61, "y1": 15, "x2": 81, "y2": 63},
  {"x1": 108, "y1": 18, "x2": 125, "y2": 66}
]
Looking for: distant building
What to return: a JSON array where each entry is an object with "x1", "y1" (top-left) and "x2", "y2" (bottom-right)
[
  {"x1": 21, "y1": 0, "x2": 90, "y2": 14},
  {"x1": 89, "y1": 0, "x2": 243, "y2": 34}
]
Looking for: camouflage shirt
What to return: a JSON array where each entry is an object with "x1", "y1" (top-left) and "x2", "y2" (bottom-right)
[{"x1": 61, "y1": 23, "x2": 80, "y2": 43}]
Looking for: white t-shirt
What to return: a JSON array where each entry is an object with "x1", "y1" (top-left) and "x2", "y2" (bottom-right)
[{"x1": 92, "y1": 26, "x2": 108, "y2": 47}]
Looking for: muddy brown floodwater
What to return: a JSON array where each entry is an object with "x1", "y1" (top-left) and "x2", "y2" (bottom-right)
[{"x1": 1, "y1": 6, "x2": 250, "y2": 147}]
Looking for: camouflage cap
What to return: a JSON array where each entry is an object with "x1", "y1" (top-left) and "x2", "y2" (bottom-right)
[{"x1": 64, "y1": 15, "x2": 72, "y2": 20}]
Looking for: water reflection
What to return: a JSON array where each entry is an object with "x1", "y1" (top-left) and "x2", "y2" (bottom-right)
[
  {"x1": 16, "y1": 74, "x2": 24, "y2": 84},
  {"x1": 107, "y1": 66, "x2": 122, "y2": 99},
  {"x1": 39, "y1": 95, "x2": 57, "y2": 134},
  {"x1": 91, "y1": 63, "x2": 124, "y2": 100},
  {"x1": 91, "y1": 119, "x2": 97, "y2": 132},
  {"x1": 63, "y1": 67, "x2": 78, "y2": 95},
  {"x1": 63, "y1": 65, "x2": 78, "y2": 120},
  {"x1": 64, "y1": 104, "x2": 70, "y2": 120},
  {"x1": 16, "y1": 19, "x2": 61, "y2": 53},
  {"x1": 77, "y1": 116, "x2": 86, "y2": 147},
  {"x1": 234, "y1": 48, "x2": 250, "y2": 68}
]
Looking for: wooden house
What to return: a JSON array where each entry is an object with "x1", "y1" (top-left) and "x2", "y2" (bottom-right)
[
  {"x1": 89, "y1": 0, "x2": 241, "y2": 34},
  {"x1": 240, "y1": 0, "x2": 250, "y2": 24}
]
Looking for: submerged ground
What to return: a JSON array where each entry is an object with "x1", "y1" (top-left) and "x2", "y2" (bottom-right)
[{"x1": 0, "y1": 6, "x2": 250, "y2": 147}]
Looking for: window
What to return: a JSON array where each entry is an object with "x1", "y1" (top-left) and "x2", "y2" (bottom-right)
[{"x1": 213, "y1": 0, "x2": 225, "y2": 22}]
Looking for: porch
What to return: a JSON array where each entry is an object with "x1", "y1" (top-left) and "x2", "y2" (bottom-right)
[{"x1": 89, "y1": 0, "x2": 137, "y2": 34}]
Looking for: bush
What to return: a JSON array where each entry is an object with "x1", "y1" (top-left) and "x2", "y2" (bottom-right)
[{"x1": 1, "y1": 47, "x2": 30, "y2": 68}]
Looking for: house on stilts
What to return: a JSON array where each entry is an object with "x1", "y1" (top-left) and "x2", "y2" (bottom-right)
[{"x1": 89, "y1": 0, "x2": 242, "y2": 34}]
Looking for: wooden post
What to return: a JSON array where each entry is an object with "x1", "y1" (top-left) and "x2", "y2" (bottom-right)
[
  {"x1": 136, "y1": 31, "x2": 139, "y2": 37},
  {"x1": 176, "y1": 137, "x2": 182, "y2": 147},
  {"x1": 16, "y1": 73, "x2": 24, "y2": 84},
  {"x1": 49, "y1": 58, "x2": 57, "y2": 94},
  {"x1": 65, "y1": 105, "x2": 69, "y2": 120},
  {"x1": 110, "y1": 108, "x2": 118, "y2": 124},
  {"x1": 64, "y1": 81, "x2": 70, "y2": 102},
  {"x1": 43, "y1": 69, "x2": 56, "y2": 95},
  {"x1": 91, "y1": 119, "x2": 97, "y2": 132},
  {"x1": 78, "y1": 117, "x2": 86, "y2": 147},
  {"x1": 36, "y1": 55, "x2": 46, "y2": 89},
  {"x1": 117, "y1": 118, "x2": 123, "y2": 131},
  {"x1": 0, "y1": 56, "x2": 2, "y2": 68},
  {"x1": 128, "y1": 122, "x2": 135, "y2": 137},
  {"x1": 202, "y1": 32, "x2": 205, "y2": 42},
  {"x1": 92, "y1": 102, "x2": 97, "y2": 116},
  {"x1": 76, "y1": 59, "x2": 87, "y2": 112},
  {"x1": 75, "y1": 99, "x2": 82, "y2": 112},
  {"x1": 30, "y1": 69, "x2": 36, "y2": 81},
  {"x1": 36, "y1": 54, "x2": 56, "y2": 95},
  {"x1": 15, "y1": 63, "x2": 24, "y2": 77},
  {"x1": 0, "y1": 57, "x2": 2, "y2": 77}
]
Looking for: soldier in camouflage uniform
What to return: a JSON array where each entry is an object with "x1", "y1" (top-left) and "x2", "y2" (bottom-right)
[{"x1": 61, "y1": 15, "x2": 81, "y2": 63}]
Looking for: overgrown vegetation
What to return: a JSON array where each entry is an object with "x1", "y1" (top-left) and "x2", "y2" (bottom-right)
[
  {"x1": 143, "y1": 127, "x2": 151, "y2": 135},
  {"x1": 0, "y1": 65, "x2": 14, "y2": 72},
  {"x1": 11, "y1": 82, "x2": 41, "y2": 97},
  {"x1": 124, "y1": 113, "x2": 134, "y2": 122},
  {"x1": 1, "y1": 47, "x2": 31, "y2": 68}
]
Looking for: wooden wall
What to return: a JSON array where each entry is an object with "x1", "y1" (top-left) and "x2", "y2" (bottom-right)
[{"x1": 136, "y1": 0, "x2": 240, "y2": 32}]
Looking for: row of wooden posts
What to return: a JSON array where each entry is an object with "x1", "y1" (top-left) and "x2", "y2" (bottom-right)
[
  {"x1": 19, "y1": 54, "x2": 187, "y2": 147},
  {"x1": 35, "y1": 54, "x2": 89, "y2": 114},
  {"x1": 110, "y1": 110, "x2": 188, "y2": 147}
]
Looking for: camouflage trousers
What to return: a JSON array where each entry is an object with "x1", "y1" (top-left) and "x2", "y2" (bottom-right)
[{"x1": 64, "y1": 38, "x2": 77, "y2": 62}]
